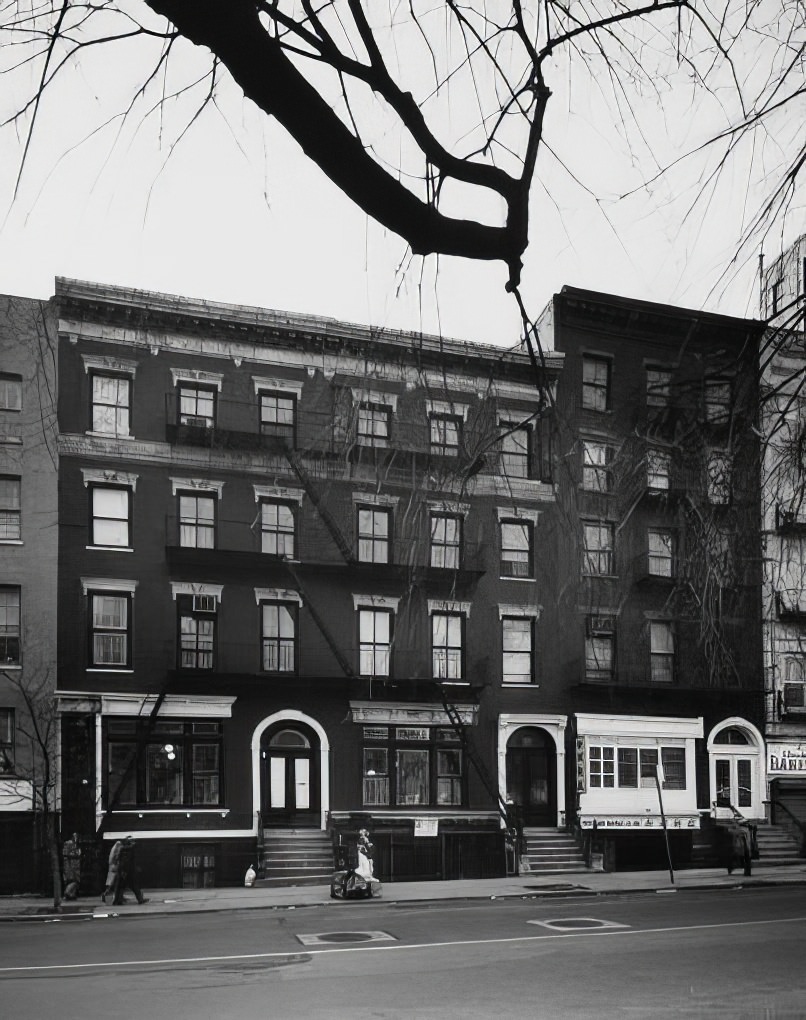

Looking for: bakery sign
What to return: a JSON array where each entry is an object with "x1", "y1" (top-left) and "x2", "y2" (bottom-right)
[{"x1": 768, "y1": 742, "x2": 806, "y2": 774}]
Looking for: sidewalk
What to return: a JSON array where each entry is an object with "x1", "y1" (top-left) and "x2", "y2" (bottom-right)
[{"x1": 3, "y1": 862, "x2": 806, "y2": 921}]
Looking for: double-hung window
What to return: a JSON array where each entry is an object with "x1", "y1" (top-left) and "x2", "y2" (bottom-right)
[
  {"x1": 179, "y1": 384, "x2": 216, "y2": 428},
  {"x1": 90, "y1": 591, "x2": 131, "y2": 668},
  {"x1": 357, "y1": 403, "x2": 390, "y2": 447},
  {"x1": 0, "y1": 477, "x2": 21, "y2": 540},
  {"x1": 432, "y1": 611, "x2": 464, "y2": 680},
  {"x1": 259, "y1": 391, "x2": 296, "y2": 443},
  {"x1": 582, "y1": 356, "x2": 611, "y2": 411},
  {"x1": 91, "y1": 485, "x2": 131, "y2": 548},
  {"x1": 0, "y1": 374, "x2": 22, "y2": 412},
  {"x1": 0, "y1": 708, "x2": 14, "y2": 773},
  {"x1": 646, "y1": 367, "x2": 672, "y2": 408},
  {"x1": 178, "y1": 595, "x2": 216, "y2": 670},
  {"x1": 500, "y1": 422, "x2": 531, "y2": 478},
  {"x1": 585, "y1": 615, "x2": 614, "y2": 681},
  {"x1": 261, "y1": 602, "x2": 297, "y2": 673},
  {"x1": 431, "y1": 513, "x2": 461, "y2": 569},
  {"x1": 92, "y1": 375, "x2": 130, "y2": 435},
  {"x1": 583, "y1": 522, "x2": 614, "y2": 575},
  {"x1": 0, "y1": 587, "x2": 20, "y2": 665},
  {"x1": 502, "y1": 616, "x2": 534, "y2": 683},
  {"x1": 648, "y1": 529, "x2": 675, "y2": 577},
  {"x1": 260, "y1": 501, "x2": 296, "y2": 558},
  {"x1": 179, "y1": 493, "x2": 215, "y2": 549},
  {"x1": 500, "y1": 519, "x2": 533, "y2": 577},
  {"x1": 582, "y1": 441, "x2": 613, "y2": 493},
  {"x1": 357, "y1": 506, "x2": 391, "y2": 564},
  {"x1": 707, "y1": 451, "x2": 732, "y2": 505},
  {"x1": 650, "y1": 621, "x2": 675, "y2": 683},
  {"x1": 358, "y1": 608, "x2": 392, "y2": 678},
  {"x1": 647, "y1": 449, "x2": 671, "y2": 491},
  {"x1": 430, "y1": 414, "x2": 461, "y2": 456}
]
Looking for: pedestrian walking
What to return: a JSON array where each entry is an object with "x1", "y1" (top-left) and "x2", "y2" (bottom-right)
[
  {"x1": 62, "y1": 832, "x2": 81, "y2": 900},
  {"x1": 112, "y1": 836, "x2": 148, "y2": 905},
  {"x1": 101, "y1": 838, "x2": 123, "y2": 903}
]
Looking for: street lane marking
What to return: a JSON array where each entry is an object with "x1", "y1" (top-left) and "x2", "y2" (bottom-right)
[
  {"x1": 528, "y1": 918, "x2": 630, "y2": 931},
  {"x1": 2, "y1": 914, "x2": 806, "y2": 974}
]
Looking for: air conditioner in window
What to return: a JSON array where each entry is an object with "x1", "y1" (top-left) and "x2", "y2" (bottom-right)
[
  {"x1": 587, "y1": 615, "x2": 615, "y2": 635},
  {"x1": 192, "y1": 594, "x2": 217, "y2": 614}
]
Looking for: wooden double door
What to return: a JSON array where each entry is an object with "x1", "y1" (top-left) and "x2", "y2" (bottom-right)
[{"x1": 261, "y1": 724, "x2": 320, "y2": 827}]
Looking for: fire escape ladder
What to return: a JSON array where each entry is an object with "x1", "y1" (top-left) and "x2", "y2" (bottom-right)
[
  {"x1": 284, "y1": 449, "x2": 356, "y2": 565},
  {"x1": 284, "y1": 561, "x2": 356, "y2": 679},
  {"x1": 439, "y1": 688, "x2": 511, "y2": 830}
]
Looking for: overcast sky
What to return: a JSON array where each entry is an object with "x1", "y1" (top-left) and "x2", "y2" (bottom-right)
[{"x1": 0, "y1": 10, "x2": 801, "y2": 348}]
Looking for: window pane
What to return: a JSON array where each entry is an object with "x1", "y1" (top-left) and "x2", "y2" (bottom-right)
[
  {"x1": 107, "y1": 742, "x2": 137, "y2": 805},
  {"x1": 93, "y1": 488, "x2": 129, "y2": 546},
  {"x1": 648, "y1": 530, "x2": 673, "y2": 576},
  {"x1": 661, "y1": 747, "x2": 686, "y2": 790},
  {"x1": 617, "y1": 747, "x2": 638, "y2": 788},
  {"x1": 0, "y1": 376, "x2": 22, "y2": 411},
  {"x1": 396, "y1": 749, "x2": 429, "y2": 805},
  {"x1": 737, "y1": 759, "x2": 752, "y2": 807},
  {"x1": 192, "y1": 744, "x2": 220, "y2": 805},
  {"x1": 363, "y1": 747, "x2": 389, "y2": 805},
  {"x1": 0, "y1": 589, "x2": 20, "y2": 665},
  {"x1": 146, "y1": 743, "x2": 184, "y2": 804}
]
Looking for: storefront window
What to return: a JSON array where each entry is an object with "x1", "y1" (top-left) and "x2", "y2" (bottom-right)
[
  {"x1": 106, "y1": 720, "x2": 223, "y2": 808},
  {"x1": 589, "y1": 743, "x2": 686, "y2": 790},
  {"x1": 363, "y1": 727, "x2": 463, "y2": 808}
]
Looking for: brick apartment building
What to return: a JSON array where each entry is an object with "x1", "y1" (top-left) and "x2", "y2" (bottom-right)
[
  {"x1": 54, "y1": 278, "x2": 562, "y2": 887},
  {"x1": 0, "y1": 295, "x2": 58, "y2": 893},
  {"x1": 537, "y1": 287, "x2": 766, "y2": 870}
]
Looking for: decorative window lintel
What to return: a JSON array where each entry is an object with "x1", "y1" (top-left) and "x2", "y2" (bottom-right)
[
  {"x1": 428, "y1": 599, "x2": 471, "y2": 617},
  {"x1": 82, "y1": 354, "x2": 138, "y2": 376},
  {"x1": 81, "y1": 577, "x2": 138, "y2": 595},
  {"x1": 170, "y1": 581, "x2": 223, "y2": 602},
  {"x1": 254, "y1": 588, "x2": 303, "y2": 606},
  {"x1": 253, "y1": 484, "x2": 304, "y2": 504},
  {"x1": 81, "y1": 468, "x2": 138, "y2": 491},
  {"x1": 171, "y1": 477, "x2": 225, "y2": 498},
  {"x1": 498, "y1": 603, "x2": 542, "y2": 620},
  {"x1": 252, "y1": 375, "x2": 304, "y2": 398},
  {"x1": 170, "y1": 368, "x2": 223, "y2": 391},
  {"x1": 353, "y1": 594, "x2": 400, "y2": 612}
]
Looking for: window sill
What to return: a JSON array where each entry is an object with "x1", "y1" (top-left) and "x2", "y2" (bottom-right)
[
  {"x1": 0, "y1": 436, "x2": 22, "y2": 445},
  {"x1": 0, "y1": 540, "x2": 22, "y2": 546},
  {"x1": 86, "y1": 546, "x2": 134, "y2": 553},
  {"x1": 0, "y1": 664, "x2": 21, "y2": 671},
  {"x1": 85, "y1": 431, "x2": 134, "y2": 440},
  {"x1": 86, "y1": 668, "x2": 134, "y2": 673},
  {"x1": 499, "y1": 575, "x2": 536, "y2": 583},
  {"x1": 502, "y1": 682, "x2": 539, "y2": 688},
  {"x1": 582, "y1": 573, "x2": 619, "y2": 581}
]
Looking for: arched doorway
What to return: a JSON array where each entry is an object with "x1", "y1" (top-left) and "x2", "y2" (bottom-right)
[
  {"x1": 506, "y1": 726, "x2": 556, "y2": 827},
  {"x1": 261, "y1": 722, "x2": 320, "y2": 827},
  {"x1": 707, "y1": 717, "x2": 764, "y2": 820}
]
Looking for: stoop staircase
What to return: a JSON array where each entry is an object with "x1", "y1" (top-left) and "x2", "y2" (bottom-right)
[
  {"x1": 256, "y1": 829, "x2": 334, "y2": 887},
  {"x1": 753, "y1": 822, "x2": 803, "y2": 867},
  {"x1": 518, "y1": 828, "x2": 589, "y2": 875}
]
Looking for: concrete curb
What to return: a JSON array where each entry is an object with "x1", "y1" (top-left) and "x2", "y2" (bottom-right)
[{"x1": 2, "y1": 873, "x2": 805, "y2": 923}]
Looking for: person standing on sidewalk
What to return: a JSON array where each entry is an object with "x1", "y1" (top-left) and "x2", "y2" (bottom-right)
[
  {"x1": 113, "y1": 836, "x2": 149, "y2": 905},
  {"x1": 62, "y1": 833, "x2": 81, "y2": 900}
]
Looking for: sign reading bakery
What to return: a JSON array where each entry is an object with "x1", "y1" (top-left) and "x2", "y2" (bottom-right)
[{"x1": 768, "y1": 742, "x2": 806, "y2": 774}]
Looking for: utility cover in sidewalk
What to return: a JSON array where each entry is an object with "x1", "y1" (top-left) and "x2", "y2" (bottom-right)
[
  {"x1": 528, "y1": 917, "x2": 630, "y2": 932},
  {"x1": 295, "y1": 930, "x2": 397, "y2": 946}
]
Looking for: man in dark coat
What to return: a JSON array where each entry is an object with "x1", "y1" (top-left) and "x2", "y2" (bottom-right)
[
  {"x1": 725, "y1": 820, "x2": 753, "y2": 877},
  {"x1": 112, "y1": 836, "x2": 149, "y2": 905}
]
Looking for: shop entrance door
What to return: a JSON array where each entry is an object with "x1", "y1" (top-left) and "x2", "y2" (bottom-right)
[
  {"x1": 715, "y1": 757, "x2": 753, "y2": 811},
  {"x1": 506, "y1": 727, "x2": 555, "y2": 826},
  {"x1": 262, "y1": 726, "x2": 319, "y2": 827}
]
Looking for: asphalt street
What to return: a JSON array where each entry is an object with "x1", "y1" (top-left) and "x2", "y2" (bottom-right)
[{"x1": 2, "y1": 886, "x2": 805, "y2": 1019}]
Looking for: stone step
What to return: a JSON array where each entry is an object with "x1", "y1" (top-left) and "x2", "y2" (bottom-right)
[
  {"x1": 520, "y1": 861, "x2": 590, "y2": 874},
  {"x1": 254, "y1": 874, "x2": 331, "y2": 888}
]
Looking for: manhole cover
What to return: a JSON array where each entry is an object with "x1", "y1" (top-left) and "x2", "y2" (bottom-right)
[
  {"x1": 527, "y1": 917, "x2": 630, "y2": 932},
  {"x1": 295, "y1": 930, "x2": 397, "y2": 946}
]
